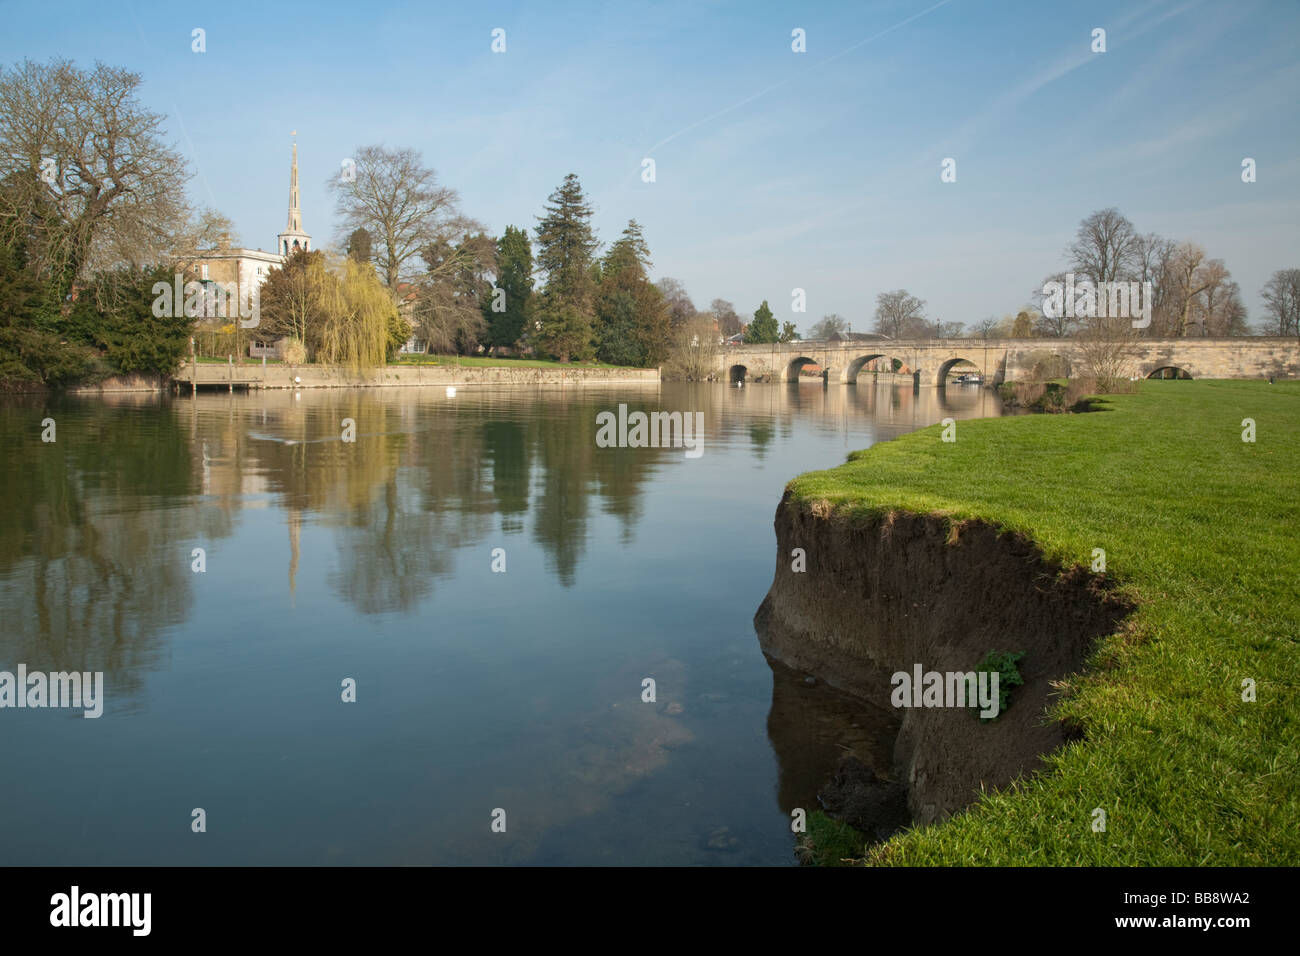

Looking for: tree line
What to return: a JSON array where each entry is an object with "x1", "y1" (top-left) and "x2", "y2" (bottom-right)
[
  {"x1": 0, "y1": 55, "x2": 793, "y2": 387},
  {"x1": 0, "y1": 59, "x2": 237, "y2": 387},
  {"x1": 307, "y1": 156, "x2": 803, "y2": 368},
  {"x1": 799, "y1": 208, "x2": 1298, "y2": 343},
  {"x1": 4, "y1": 58, "x2": 1296, "y2": 391}
]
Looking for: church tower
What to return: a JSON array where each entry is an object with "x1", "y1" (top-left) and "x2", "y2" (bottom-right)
[{"x1": 276, "y1": 137, "x2": 312, "y2": 257}]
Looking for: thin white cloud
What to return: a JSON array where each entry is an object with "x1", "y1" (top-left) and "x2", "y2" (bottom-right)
[{"x1": 640, "y1": 0, "x2": 960, "y2": 158}]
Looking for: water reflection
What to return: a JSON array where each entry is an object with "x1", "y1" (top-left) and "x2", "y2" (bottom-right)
[
  {"x1": 0, "y1": 380, "x2": 1006, "y2": 678},
  {"x1": 0, "y1": 382, "x2": 1008, "y2": 864}
]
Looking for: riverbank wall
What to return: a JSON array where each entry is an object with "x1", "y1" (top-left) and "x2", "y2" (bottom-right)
[{"x1": 68, "y1": 364, "x2": 661, "y2": 393}]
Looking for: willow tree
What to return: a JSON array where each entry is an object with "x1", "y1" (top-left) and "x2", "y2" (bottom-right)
[{"x1": 315, "y1": 257, "x2": 399, "y2": 369}]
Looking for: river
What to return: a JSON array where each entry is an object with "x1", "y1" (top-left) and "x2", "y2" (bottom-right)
[{"x1": 0, "y1": 380, "x2": 1008, "y2": 865}]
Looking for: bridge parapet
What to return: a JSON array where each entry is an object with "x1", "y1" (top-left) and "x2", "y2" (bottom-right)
[{"x1": 714, "y1": 337, "x2": 1300, "y2": 384}]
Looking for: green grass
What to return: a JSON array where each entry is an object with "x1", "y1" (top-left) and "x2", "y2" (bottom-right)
[
  {"x1": 785, "y1": 380, "x2": 1299, "y2": 866},
  {"x1": 390, "y1": 354, "x2": 635, "y2": 369},
  {"x1": 797, "y1": 811, "x2": 871, "y2": 866}
]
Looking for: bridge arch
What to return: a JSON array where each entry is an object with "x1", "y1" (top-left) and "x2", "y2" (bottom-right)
[
  {"x1": 712, "y1": 337, "x2": 1300, "y2": 385},
  {"x1": 844, "y1": 353, "x2": 892, "y2": 383},
  {"x1": 937, "y1": 356, "x2": 982, "y2": 384},
  {"x1": 1147, "y1": 365, "x2": 1192, "y2": 380},
  {"x1": 728, "y1": 363, "x2": 748, "y2": 385},
  {"x1": 784, "y1": 356, "x2": 822, "y2": 382}
]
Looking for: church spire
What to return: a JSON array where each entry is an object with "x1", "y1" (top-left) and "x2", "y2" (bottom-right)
[
  {"x1": 277, "y1": 134, "x2": 311, "y2": 257},
  {"x1": 287, "y1": 141, "x2": 301, "y2": 232}
]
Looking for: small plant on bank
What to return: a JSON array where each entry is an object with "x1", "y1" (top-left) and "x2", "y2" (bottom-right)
[
  {"x1": 972, "y1": 650, "x2": 1025, "y2": 722},
  {"x1": 795, "y1": 810, "x2": 869, "y2": 866}
]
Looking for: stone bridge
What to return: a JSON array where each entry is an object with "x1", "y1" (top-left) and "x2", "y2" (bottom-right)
[{"x1": 713, "y1": 337, "x2": 1300, "y2": 385}]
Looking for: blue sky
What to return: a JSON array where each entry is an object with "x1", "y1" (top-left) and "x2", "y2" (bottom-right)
[{"x1": 3, "y1": 0, "x2": 1297, "y2": 331}]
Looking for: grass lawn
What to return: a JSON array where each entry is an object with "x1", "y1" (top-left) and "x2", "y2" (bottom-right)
[
  {"x1": 786, "y1": 380, "x2": 1299, "y2": 865},
  {"x1": 390, "y1": 354, "x2": 635, "y2": 370}
]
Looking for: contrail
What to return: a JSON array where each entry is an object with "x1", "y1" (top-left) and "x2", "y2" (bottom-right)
[{"x1": 642, "y1": 0, "x2": 958, "y2": 156}]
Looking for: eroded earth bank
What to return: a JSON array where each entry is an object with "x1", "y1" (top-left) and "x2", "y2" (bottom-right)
[{"x1": 754, "y1": 490, "x2": 1135, "y2": 833}]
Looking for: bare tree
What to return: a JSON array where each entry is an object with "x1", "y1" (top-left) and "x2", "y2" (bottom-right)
[
  {"x1": 656, "y1": 277, "x2": 696, "y2": 328},
  {"x1": 169, "y1": 208, "x2": 240, "y2": 279},
  {"x1": 1076, "y1": 313, "x2": 1139, "y2": 391},
  {"x1": 808, "y1": 313, "x2": 850, "y2": 339},
  {"x1": 0, "y1": 58, "x2": 192, "y2": 291},
  {"x1": 1190, "y1": 267, "x2": 1248, "y2": 336},
  {"x1": 1068, "y1": 207, "x2": 1139, "y2": 284},
  {"x1": 1165, "y1": 243, "x2": 1225, "y2": 337},
  {"x1": 413, "y1": 231, "x2": 497, "y2": 354},
  {"x1": 1207, "y1": 280, "x2": 1248, "y2": 336},
  {"x1": 1260, "y1": 269, "x2": 1300, "y2": 337},
  {"x1": 1130, "y1": 233, "x2": 1243, "y2": 337},
  {"x1": 710, "y1": 297, "x2": 742, "y2": 337},
  {"x1": 665, "y1": 312, "x2": 720, "y2": 380},
  {"x1": 1131, "y1": 232, "x2": 1176, "y2": 333},
  {"x1": 873, "y1": 289, "x2": 926, "y2": 338},
  {"x1": 258, "y1": 248, "x2": 334, "y2": 353},
  {"x1": 1033, "y1": 272, "x2": 1078, "y2": 337},
  {"x1": 971, "y1": 317, "x2": 1001, "y2": 341},
  {"x1": 328, "y1": 145, "x2": 469, "y2": 296}
]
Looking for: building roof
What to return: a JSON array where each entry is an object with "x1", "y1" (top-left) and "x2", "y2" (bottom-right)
[{"x1": 183, "y1": 248, "x2": 285, "y2": 264}]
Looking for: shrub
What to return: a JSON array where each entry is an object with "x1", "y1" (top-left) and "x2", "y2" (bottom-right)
[
  {"x1": 280, "y1": 337, "x2": 307, "y2": 364},
  {"x1": 795, "y1": 811, "x2": 869, "y2": 866},
  {"x1": 972, "y1": 650, "x2": 1025, "y2": 722}
]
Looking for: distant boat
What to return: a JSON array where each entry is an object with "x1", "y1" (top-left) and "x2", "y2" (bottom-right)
[{"x1": 953, "y1": 373, "x2": 983, "y2": 385}]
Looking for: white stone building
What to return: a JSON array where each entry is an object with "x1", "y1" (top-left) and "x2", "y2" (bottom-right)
[{"x1": 184, "y1": 141, "x2": 312, "y2": 358}]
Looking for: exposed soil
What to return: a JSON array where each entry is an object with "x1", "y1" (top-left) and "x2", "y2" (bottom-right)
[{"x1": 754, "y1": 490, "x2": 1135, "y2": 826}]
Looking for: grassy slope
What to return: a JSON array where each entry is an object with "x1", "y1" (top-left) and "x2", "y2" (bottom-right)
[{"x1": 786, "y1": 381, "x2": 1299, "y2": 865}]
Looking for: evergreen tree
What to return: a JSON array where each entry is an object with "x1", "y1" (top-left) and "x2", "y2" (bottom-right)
[
  {"x1": 612, "y1": 219, "x2": 651, "y2": 272},
  {"x1": 346, "y1": 227, "x2": 373, "y2": 265},
  {"x1": 533, "y1": 173, "x2": 598, "y2": 362},
  {"x1": 594, "y1": 220, "x2": 670, "y2": 367},
  {"x1": 746, "y1": 300, "x2": 778, "y2": 343},
  {"x1": 69, "y1": 264, "x2": 194, "y2": 381},
  {"x1": 778, "y1": 321, "x2": 800, "y2": 342},
  {"x1": 488, "y1": 225, "x2": 533, "y2": 350},
  {"x1": 0, "y1": 229, "x2": 97, "y2": 387},
  {"x1": 594, "y1": 288, "x2": 643, "y2": 367},
  {"x1": 1012, "y1": 309, "x2": 1035, "y2": 337}
]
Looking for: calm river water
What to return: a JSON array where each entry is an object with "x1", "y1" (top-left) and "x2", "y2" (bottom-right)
[{"x1": 0, "y1": 380, "x2": 1007, "y2": 865}]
